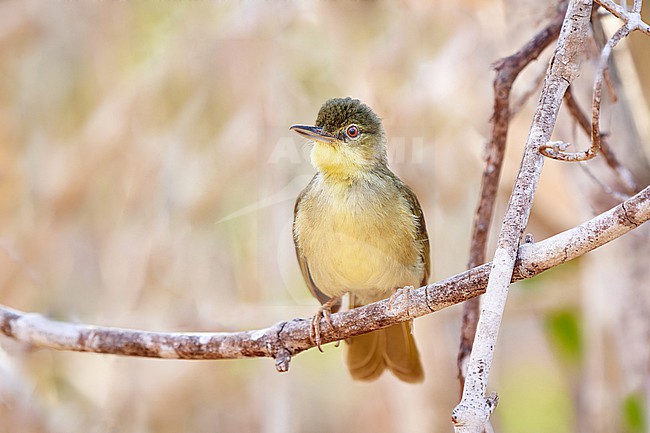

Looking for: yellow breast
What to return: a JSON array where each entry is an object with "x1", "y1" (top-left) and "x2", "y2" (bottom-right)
[{"x1": 295, "y1": 174, "x2": 424, "y2": 304}]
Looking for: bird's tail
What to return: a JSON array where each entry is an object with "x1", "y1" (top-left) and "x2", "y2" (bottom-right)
[{"x1": 345, "y1": 321, "x2": 424, "y2": 383}]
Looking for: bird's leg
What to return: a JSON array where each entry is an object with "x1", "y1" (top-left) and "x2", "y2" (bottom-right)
[
  {"x1": 310, "y1": 296, "x2": 341, "y2": 352},
  {"x1": 388, "y1": 286, "x2": 415, "y2": 318}
]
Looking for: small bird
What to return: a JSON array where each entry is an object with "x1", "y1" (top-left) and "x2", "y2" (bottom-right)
[{"x1": 290, "y1": 97, "x2": 429, "y2": 383}]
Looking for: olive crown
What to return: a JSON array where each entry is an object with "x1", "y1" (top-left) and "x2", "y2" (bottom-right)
[{"x1": 315, "y1": 97, "x2": 383, "y2": 137}]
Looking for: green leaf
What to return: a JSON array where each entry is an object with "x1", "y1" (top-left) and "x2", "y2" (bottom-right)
[
  {"x1": 545, "y1": 309, "x2": 582, "y2": 365},
  {"x1": 622, "y1": 393, "x2": 646, "y2": 433}
]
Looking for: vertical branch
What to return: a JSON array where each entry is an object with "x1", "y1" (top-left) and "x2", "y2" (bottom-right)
[
  {"x1": 457, "y1": 8, "x2": 566, "y2": 393},
  {"x1": 451, "y1": 0, "x2": 593, "y2": 431}
]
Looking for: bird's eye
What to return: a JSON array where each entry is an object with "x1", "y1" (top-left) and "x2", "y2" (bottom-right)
[{"x1": 346, "y1": 125, "x2": 360, "y2": 139}]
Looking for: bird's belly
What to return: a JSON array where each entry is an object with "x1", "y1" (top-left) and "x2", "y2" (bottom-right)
[{"x1": 303, "y1": 214, "x2": 421, "y2": 303}]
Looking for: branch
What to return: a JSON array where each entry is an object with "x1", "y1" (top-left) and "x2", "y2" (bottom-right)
[
  {"x1": 452, "y1": 0, "x2": 593, "y2": 430},
  {"x1": 595, "y1": 0, "x2": 650, "y2": 35},
  {"x1": 540, "y1": 24, "x2": 631, "y2": 161},
  {"x1": 541, "y1": 0, "x2": 650, "y2": 162},
  {"x1": 562, "y1": 88, "x2": 639, "y2": 194},
  {"x1": 458, "y1": 5, "x2": 566, "y2": 393},
  {"x1": 0, "y1": 185, "x2": 648, "y2": 371}
]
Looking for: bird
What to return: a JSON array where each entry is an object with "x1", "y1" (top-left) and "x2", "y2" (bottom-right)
[{"x1": 290, "y1": 97, "x2": 429, "y2": 383}]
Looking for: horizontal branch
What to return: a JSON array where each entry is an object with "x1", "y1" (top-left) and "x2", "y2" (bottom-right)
[{"x1": 1, "y1": 185, "x2": 649, "y2": 372}]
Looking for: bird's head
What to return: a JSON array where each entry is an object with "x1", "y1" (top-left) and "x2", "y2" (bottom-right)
[{"x1": 290, "y1": 98, "x2": 387, "y2": 181}]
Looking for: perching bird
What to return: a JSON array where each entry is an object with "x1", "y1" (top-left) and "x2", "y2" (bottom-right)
[{"x1": 290, "y1": 97, "x2": 429, "y2": 382}]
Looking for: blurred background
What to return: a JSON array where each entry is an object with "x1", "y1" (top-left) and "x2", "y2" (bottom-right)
[{"x1": 0, "y1": 1, "x2": 649, "y2": 432}]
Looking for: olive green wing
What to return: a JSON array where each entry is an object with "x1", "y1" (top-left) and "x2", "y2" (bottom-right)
[
  {"x1": 400, "y1": 183, "x2": 430, "y2": 287},
  {"x1": 293, "y1": 181, "x2": 341, "y2": 311}
]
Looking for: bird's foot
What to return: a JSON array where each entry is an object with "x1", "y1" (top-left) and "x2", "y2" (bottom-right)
[
  {"x1": 388, "y1": 286, "x2": 415, "y2": 317},
  {"x1": 310, "y1": 297, "x2": 341, "y2": 352}
]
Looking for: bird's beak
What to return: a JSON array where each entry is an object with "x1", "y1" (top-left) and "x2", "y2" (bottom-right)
[{"x1": 289, "y1": 125, "x2": 337, "y2": 143}]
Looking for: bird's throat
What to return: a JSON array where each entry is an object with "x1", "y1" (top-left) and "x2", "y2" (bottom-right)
[{"x1": 310, "y1": 142, "x2": 375, "y2": 183}]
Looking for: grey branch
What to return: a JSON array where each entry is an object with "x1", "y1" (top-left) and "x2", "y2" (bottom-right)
[
  {"x1": 457, "y1": 4, "x2": 567, "y2": 393},
  {"x1": 595, "y1": 0, "x2": 650, "y2": 35},
  {"x1": 453, "y1": 0, "x2": 593, "y2": 431},
  {"x1": 0, "y1": 185, "x2": 648, "y2": 373},
  {"x1": 541, "y1": 0, "x2": 650, "y2": 162},
  {"x1": 540, "y1": 22, "x2": 640, "y2": 162}
]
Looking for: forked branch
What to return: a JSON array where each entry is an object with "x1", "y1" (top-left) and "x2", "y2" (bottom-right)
[{"x1": 540, "y1": 0, "x2": 650, "y2": 162}]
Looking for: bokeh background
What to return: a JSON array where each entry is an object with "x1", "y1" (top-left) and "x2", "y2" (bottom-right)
[{"x1": 1, "y1": 1, "x2": 649, "y2": 432}]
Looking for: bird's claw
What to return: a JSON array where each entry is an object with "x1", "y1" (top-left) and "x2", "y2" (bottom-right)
[
  {"x1": 310, "y1": 299, "x2": 339, "y2": 352},
  {"x1": 310, "y1": 307, "x2": 330, "y2": 352}
]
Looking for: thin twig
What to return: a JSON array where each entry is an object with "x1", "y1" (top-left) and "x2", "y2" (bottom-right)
[
  {"x1": 0, "y1": 185, "x2": 648, "y2": 366},
  {"x1": 541, "y1": 0, "x2": 650, "y2": 162},
  {"x1": 509, "y1": 66, "x2": 549, "y2": 118},
  {"x1": 563, "y1": 87, "x2": 639, "y2": 193},
  {"x1": 457, "y1": 6, "x2": 566, "y2": 393},
  {"x1": 595, "y1": 0, "x2": 650, "y2": 35},
  {"x1": 540, "y1": 25, "x2": 631, "y2": 161},
  {"x1": 453, "y1": 0, "x2": 593, "y2": 431},
  {"x1": 578, "y1": 163, "x2": 631, "y2": 201}
]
